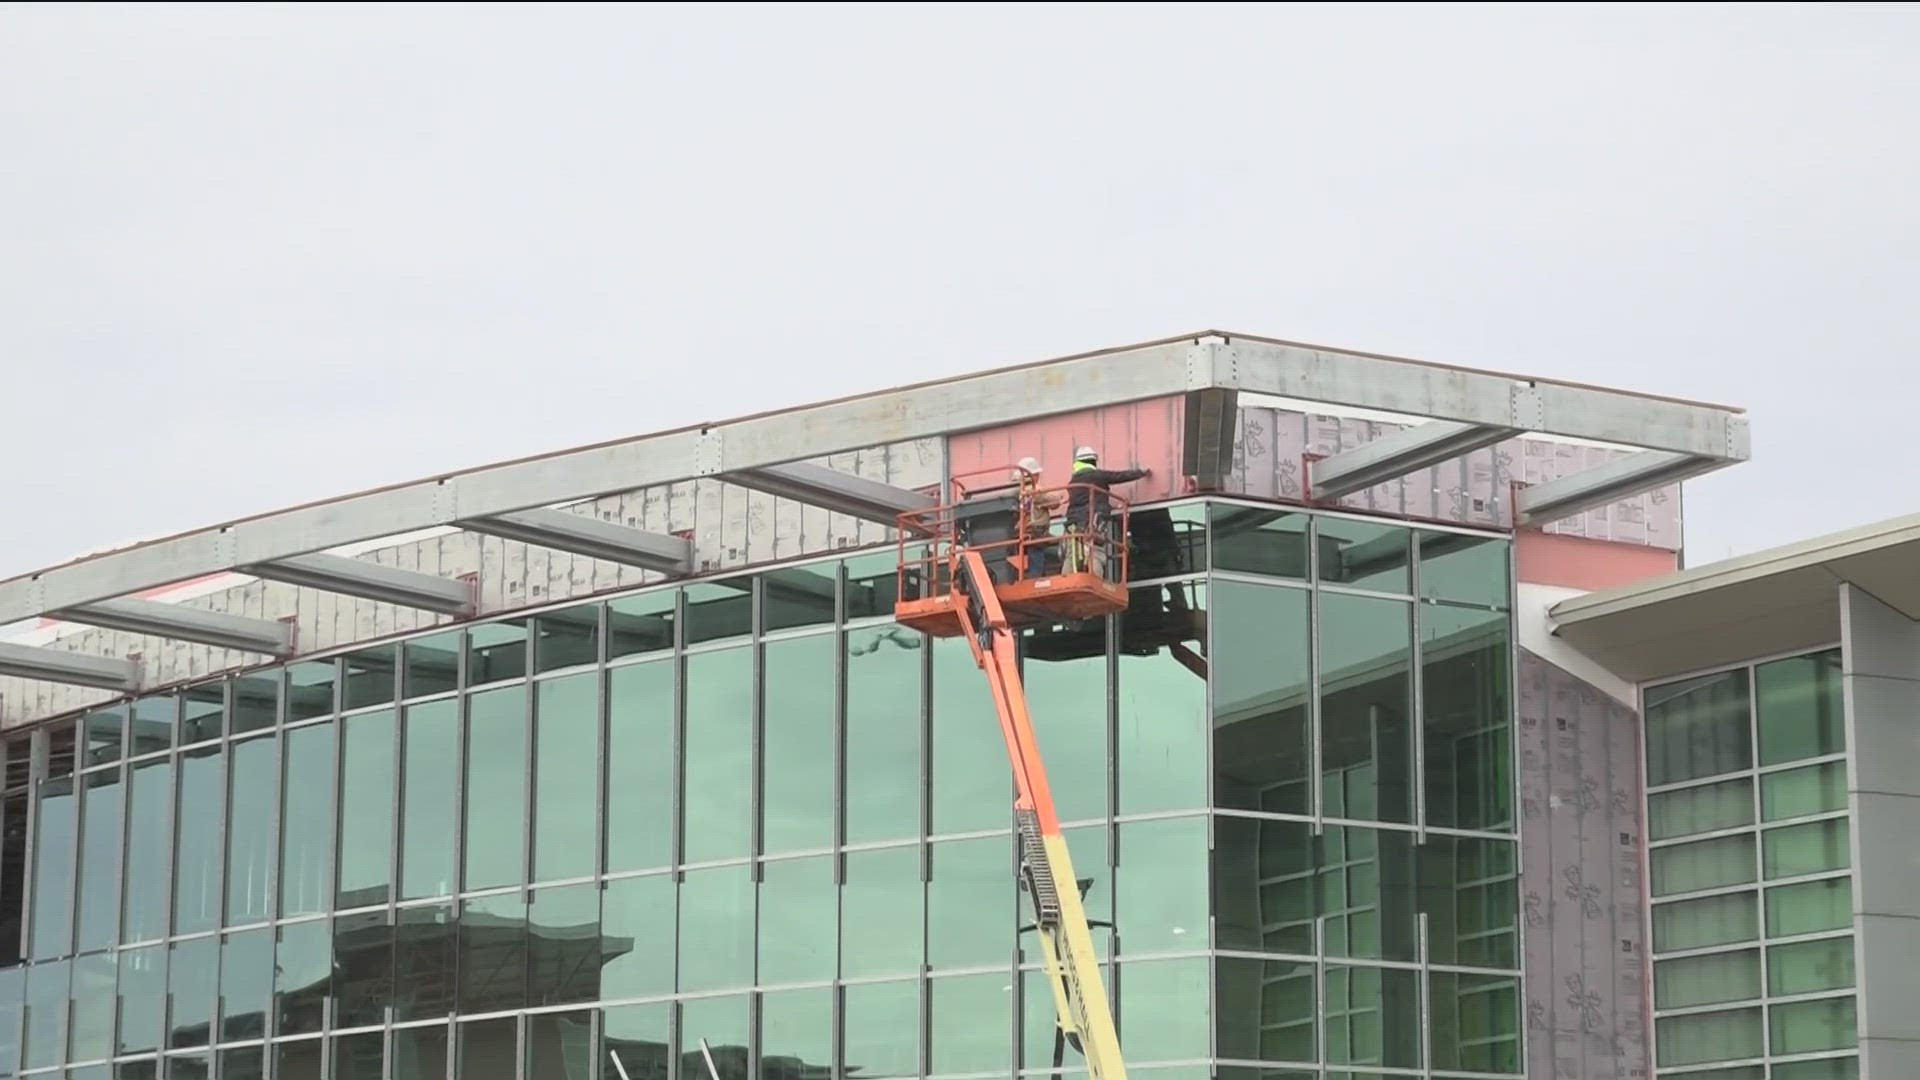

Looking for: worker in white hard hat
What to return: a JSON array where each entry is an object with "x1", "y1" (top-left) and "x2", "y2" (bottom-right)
[
  {"x1": 1063, "y1": 445, "x2": 1150, "y2": 575},
  {"x1": 1009, "y1": 456, "x2": 1066, "y2": 576}
]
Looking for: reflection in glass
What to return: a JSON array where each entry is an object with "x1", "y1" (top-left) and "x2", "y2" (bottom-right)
[
  {"x1": 0, "y1": 969, "x2": 18, "y2": 1074},
  {"x1": 1317, "y1": 518, "x2": 1410, "y2": 593},
  {"x1": 75, "y1": 768, "x2": 124, "y2": 953},
  {"x1": 230, "y1": 672, "x2": 279, "y2": 735},
  {"x1": 333, "y1": 911, "x2": 391, "y2": 1029},
  {"x1": 1421, "y1": 603, "x2": 1512, "y2": 831},
  {"x1": 1651, "y1": 777, "x2": 1753, "y2": 841},
  {"x1": 846, "y1": 549, "x2": 909, "y2": 620},
  {"x1": 1757, "y1": 648, "x2": 1844, "y2": 766},
  {"x1": 22, "y1": 959, "x2": 66, "y2": 1069},
  {"x1": 932, "y1": 972, "x2": 1013, "y2": 1074},
  {"x1": 1645, "y1": 669, "x2": 1752, "y2": 787},
  {"x1": 394, "y1": 902, "x2": 456, "y2": 1023},
  {"x1": 1653, "y1": 834, "x2": 1756, "y2": 896},
  {"x1": 219, "y1": 927, "x2": 272, "y2": 1042},
  {"x1": 608, "y1": 591, "x2": 676, "y2": 660},
  {"x1": 1211, "y1": 505, "x2": 1308, "y2": 578},
  {"x1": 1763, "y1": 818, "x2": 1850, "y2": 879},
  {"x1": 1418, "y1": 531, "x2": 1510, "y2": 607},
  {"x1": 465, "y1": 685, "x2": 528, "y2": 891},
  {"x1": 332, "y1": 1030, "x2": 384, "y2": 1080},
  {"x1": 933, "y1": 636, "x2": 1008, "y2": 834},
  {"x1": 1024, "y1": 637, "x2": 1108, "y2": 825},
  {"x1": 459, "y1": 892, "x2": 527, "y2": 1013},
  {"x1": 29, "y1": 776, "x2": 76, "y2": 959},
  {"x1": 1118, "y1": 957, "x2": 1210, "y2": 1062},
  {"x1": 81, "y1": 706, "x2": 123, "y2": 767},
  {"x1": 1115, "y1": 816, "x2": 1208, "y2": 956},
  {"x1": 1656, "y1": 1006, "x2": 1763, "y2": 1067},
  {"x1": 930, "y1": 835, "x2": 1013, "y2": 970},
  {"x1": 1212, "y1": 580, "x2": 1308, "y2": 816},
  {"x1": 341, "y1": 646, "x2": 398, "y2": 711},
  {"x1": 763, "y1": 563, "x2": 837, "y2": 633},
  {"x1": 286, "y1": 662, "x2": 336, "y2": 723},
  {"x1": 680, "y1": 994, "x2": 751, "y2": 1080},
  {"x1": 337, "y1": 709, "x2": 395, "y2": 909},
  {"x1": 468, "y1": 620, "x2": 530, "y2": 684},
  {"x1": 404, "y1": 630, "x2": 462, "y2": 698},
  {"x1": 1420, "y1": 836, "x2": 1518, "y2": 970},
  {"x1": 536, "y1": 604, "x2": 601, "y2": 673},
  {"x1": 759, "y1": 856, "x2": 835, "y2": 986},
  {"x1": 1654, "y1": 949, "x2": 1761, "y2": 1010},
  {"x1": 763, "y1": 635, "x2": 837, "y2": 855},
  {"x1": 1324, "y1": 963, "x2": 1420, "y2": 1069},
  {"x1": 525, "y1": 1012, "x2": 589, "y2": 1080},
  {"x1": 219, "y1": 1045, "x2": 266, "y2": 1080},
  {"x1": 685, "y1": 582, "x2": 753, "y2": 646},
  {"x1": 1769, "y1": 937, "x2": 1855, "y2": 996},
  {"x1": 276, "y1": 1039, "x2": 326, "y2": 1080},
  {"x1": 460, "y1": 1016, "x2": 517, "y2": 1080},
  {"x1": 1321, "y1": 826, "x2": 1418, "y2": 963},
  {"x1": 401, "y1": 698, "x2": 458, "y2": 900},
  {"x1": 1767, "y1": 877, "x2": 1853, "y2": 938},
  {"x1": 680, "y1": 864, "x2": 753, "y2": 992},
  {"x1": 845, "y1": 626, "x2": 924, "y2": 844},
  {"x1": 534, "y1": 674, "x2": 600, "y2": 883},
  {"x1": 117, "y1": 944, "x2": 164, "y2": 1055},
  {"x1": 762, "y1": 987, "x2": 833, "y2": 1080},
  {"x1": 602, "y1": 874, "x2": 675, "y2": 1001},
  {"x1": 602, "y1": 1002, "x2": 670, "y2": 1080},
  {"x1": 67, "y1": 952, "x2": 114, "y2": 1064},
  {"x1": 275, "y1": 918, "x2": 330, "y2": 1036},
  {"x1": 1217, "y1": 955, "x2": 1316, "y2": 1064},
  {"x1": 226, "y1": 735, "x2": 278, "y2": 925},
  {"x1": 181, "y1": 683, "x2": 225, "y2": 744},
  {"x1": 1130, "y1": 501, "x2": 1207, "y2": 576},
  {"x1": 170, "y1": 1052, "x2": 213, "y2": 1080},
  {"x1": 1319, "y1": 594, "x2": 1414, "y2": 824},
  {"x1": 684, "y1": 648, "x2": 753, "y2": 863},
  {"x1": 843, "y1": 845, "x2": 923, "y2": 979},
  {"x1": 1214, "y1": 815, "x2": 1314, "y2": 957},
  {"x1": 168, "y1": 936, "x2": 215, "y2": 1050},
  {"x1": 173, "y1": 745, "x2": 226, "y2": 934},
  {"x1": 280, "y1": 720, "x2": 335, "y2": 918},
  {"x1": 1763, "y1": 761, "x2": 1847, "y2": 822},
  {"x1": 1653, "y1": 892, "x2": 1759, "y2": 953},
  {"x1": 122, "y1": 762, "x2": 173, "y2": 948},
  {"x1": 843, "y1": 980, "x2": 920, "y2": 1079},
  {"x1": 529, "y1": 882, "x2": 600, "y2": 1007},
  {"x1": 607, "y1": 660, "x2": 675, "y2": 873},
  {"x1": 1770, "y1": 997, "x2": 1858, "y2": 1055},
  {"x1": 1429, "y1": 971, "x2": 1520, "y2": 1073}
]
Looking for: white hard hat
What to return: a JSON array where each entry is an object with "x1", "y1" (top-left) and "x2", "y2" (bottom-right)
[
  {"x1": 1074, "y1": 445, "x2": 1099, "y2": 462},
  {"x1": 1017, "y1": 456, "x2": 1043, "y2": 474}
]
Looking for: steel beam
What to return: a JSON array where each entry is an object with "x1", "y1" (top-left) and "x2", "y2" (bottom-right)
[
  {"x1": 1182, "y1": 387, "x2": 1239, "y2": 490},
  {"x1": 53, "y1": 597, "x2": 294, "y2": 655},
  {"x1": 0, "y1": 643, "x2": 139, "y2": 692},
  {"x1": 723, "y1": 462, "x2": 937, "y2": 525},
  {"x1": 1309, "y1": 421, "x2": 1518, "y2": 502},
  {"x1": 245, "y1": 554, "x2": 474, "y2": 616},
  {"x1": 1517, "y1": 450, "x2": 1723, "y2": 526},
  {"x1": 460, "y1": 508, "x2": 691, "y2": 574}
]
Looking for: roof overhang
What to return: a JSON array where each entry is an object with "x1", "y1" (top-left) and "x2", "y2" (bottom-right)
[{"x1": 1550, "y1": 510, "x2": 1920, "y2": 683}]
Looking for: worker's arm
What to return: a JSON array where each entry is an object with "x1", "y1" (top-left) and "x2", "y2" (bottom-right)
[{"x1": 1081, "y1": 466, "x2": 1150, "y2": 485}]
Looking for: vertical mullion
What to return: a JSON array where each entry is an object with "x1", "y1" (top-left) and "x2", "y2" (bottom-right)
[
  {"x1": 522, "y1": 638, "x2": 537, "y2": 892},
  {"x1": 1307, "y1": 518, "x2": 1324, "y2": 837},
  {"x1": 18, "y1": 729, "x2": 41, "y2": 962},
  {"x1": 1751, "y1": 660, "x2": 1772, "y2": 1062},
  {"x1": 596, "y1": 602, "x2": 610, "y2": 883},
  {"x1": 1410, "y1": 566, "x2": 1427, "y2": 843},
  {"x1": 452, "y1": 634, "x2": 469, "y2": 899}
]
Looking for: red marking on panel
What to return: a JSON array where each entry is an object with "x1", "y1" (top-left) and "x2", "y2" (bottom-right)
[
  {"x1": 1516, "y1": 531, "x2": 1677, "y2": 591},
  {"x1": 945, "y1": 397, "x2": 1188, "y2": 501}
]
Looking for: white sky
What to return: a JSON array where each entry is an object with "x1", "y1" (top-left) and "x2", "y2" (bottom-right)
[{"x1": 2, "y1": 2, "x2": 1914, "y2": 577}]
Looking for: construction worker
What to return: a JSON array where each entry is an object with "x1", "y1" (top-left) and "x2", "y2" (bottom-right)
[
  {"x1": 1063, "y1": 446, "x2": 1150, "y2": 575},
  {"x1": 1010, "y1": 456, "x2": 1067, "y2": 576}
]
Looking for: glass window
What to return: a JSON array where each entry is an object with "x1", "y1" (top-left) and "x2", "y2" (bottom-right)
[
  {"x1": 679, "y1": 864, "x2": 753, "y2": 992},
  {"x1": 75, "y1": 768, "x2": 124, "y2": 953},
  {"x1": 1427, "y1": 971, "x2": 1520, "y2": 1074},
  {"x1": 460, "y1": 1016, "x2": 517, "y2": 1080},
  {"x1": 468, "y1": 621, "x2": 530, "y2": 685},
  {"x1": 1319, "y1": 826, "x2": 1419, "y2": 963},
  {"x1": 1764, "y1": 760, "x2": 1848, "y2": 821},
  {"x1": 275, "y1": 918, "x2": 330, "y2": 1037},
  {"x1": 219, "y1": 1044, "x2": 270, "y2": 1080},
  {"x1": 843, "y1": 980, "x2": 920, "y2": 1079},
  {"x1": 1767, "y1": 877, "x2": 1853, "y2": 937},
  {"x1": 393, "y1": 902, "x2": 456, "y2": 1023},
  {"x1": 400, "y1": 698, "x2": 458, "y2": 900},
  {"x1": 1770, "y1": 936, "x2": 1855, "y2": 996},
  {"x1": 607, "y1": 591, "x2": 675, "y2": 660},
  {"x1": 844, "y1": 846, "x2": 924, "y2": 979},
  {"x1": 81, "y1": 706, "x2": 123, "y2": 767},
  {"x1": 1216, "y1": 956, "x2": 1315, "y2": 1064},
  {"x1": 168, "y1": 937, "x2": 215, "y2": 1050},
  {"x1": 336, "y1": 709, "x2": 396, "y2": 909},
  {"x1": 1131, "y1": 501, "x2": 1208, "y2": 577},
  {"x1": 932, "y1": 636, "x2": 1009, "y2": 835},
  {"x1": 602, "y1": 873, "x2": 675, "y2": 1001},
  {"x1": 525, "y1": 1012, "x2": 586, "y2": 1080},
  {"x1": 226, "y1": 735, "x2": 277, "y2": 926},
  {"x1": 534, "y1": 673, "x2": 600, "y2": 883},
  {"x1": 1318, "y1": 518, "x2": 1411, "y2": 593},
  {"x1": 279, "y1": 720, "x2": 335, "y2": 918},
  {"x1": 607, "y1": 661, "x2": 675, "y2": 873},
  {"x1": 403, "y1": 630, "x2": 462, "y2": 698},
  {"x1": 763, "y1": 563, "x2": 838, "y2": 633},
  {"x1": 1420, "y1": 835, "x2": 1517, "y2": 970},
  {"x1": 1650, "y1": 777, "x2": 1754, "y2": 841},
  {"x1": 342, "y1": 646, "x2": 398, "y2": 711},
  {"x1": 1646, "y1": 669, "x2": 1752, "y2": 787},
  {"x1": 276, "y1": 1039, "x2": 326, "y2": 1080},
  {"x1": 129, "y1": 694, "x2": 176, "y2": 757},
  {"x1": 464, "y1": 685, "x2": 528, "y2": 891},
  {"x1": 680, "y1": 994, "x2": 750, "y2": 1080},
  {"x1": 1652, "y1": 834, "x2": 1757, "y2": 897},
  {"x1": 1020, "y1": 967, "x2": 1077, "y2": 1071},
  {"x1": 929, "y1": 835, "x2": 1013, "y2": 971},
  {"x1": 286, "y1": 662, "x2": 337, "y2": 723},
  {"x1": 1120, "y1": 957, "x2": 1211, "y2": 1063},
  {"x1": 529, "y1": 883, "x2": 600, "y2": 1006},
  {"x1": 332, "y1": 1031, "x2": 384, "y2": 1080},
  {"x1": 22, "y1": 959, "x2": 66, "y2": 1069},
  {"x1": 845, "y1": 626, "x2": 924, "y2": 844},
  {"x1": 1211, "y1": 580, "x2": 1310, "y2": 816},
  {"x1": 930, "y1": 972, "x2": 1013, "y2": 1074},
  {"x1": 121, "y1": 758, "x2": 171, "y2": 945},
  {"x1": 459, "y1": 892, "x2": 526, "y2": 1013},
  {"x1": 1319, "y1": 594, "x2": 1414, "y2": 823},
  {"x1": 602, "y1": 1002, "x2": 670, "y2": 1080},
  {"x1": 1653, "y1": 891, "x2": 1759, "y2": 952},
  {"x1": 1775, "y1": 1058, "x2": 1860, "y2": 1080},
  {"x1": 684, "y1": 582, "x2": 753, "y2": 646},
  {"x1": 759, "y1": 856, "x2": 836, "y2": 986},
  {"x1": 333, "y1": 911, "x2": 391, "y2": 1029},
  {"x1": 535, "y1": 605, "x2": 600, "y2": 673},
  {"x1": 1654, "y1": 949, "x2": 1761, "y2": 1009},
  {"x1": 231, "y1": 672, "x2": 279, "y2": 735},
  {"x1": 220, "y1": 927, "x2": 272, "y2": 1042},
  {"x1": 1418, "y1": 531, "x2": 1509, "y2": 607},
  {"x1": 29, "y1": 775, "x2": 77, "y2": 959},
  {"x1": 174, "y1": 744, "x2": 226, "y2": 934},
  {"x1": 1771, "y1": 996, "x2": 1857, "y2": 1055},
  {"x1": 1023, "y1": 635, "x2": 1108, "y2": 825},
  {"x1": 762, "y1": 987, "x2": 833, "y2": 1080},
  {"x1": 1214, "y1": 815, "x2": 1314, "y2": 956},
  {"x1": 684, "y1": 648, "x2": 753, "y2": 863},
  {"x1": 1211, "y1": 505, "x2": 1307, "y2": 578},
  {"x1": 1115, "y1": 816, "x2": 1208, "y2": 957},
  {"x1": 1763, "y1": 818, "x2": 1850, "y2": 879},
  {"x1": 0, "y1": 970, "x2": 15, "y2": 1077},
  {"x1": 1758, "y1": 649, "x2": 1844, "y2": 765},
  {"x1": 117, "y1": 944, "x2": 164, "y2": 1055},
  {"x1": 182, "y1": 683, "x2": 225, "y2": 744},
  {"x1": 68, "y1": 952, "x2": 114, "y2": 1064},
  {"x1": 1420, "y1": 604, "x2": 1512, "y2": 831},
  {"x1": 846, "y1": 549, "x2": 909, "y2": 620},
  {"x1": 1322, "y1": 963, "x2": 1420, "y2": 1069},
  {"x1": 763, "y1": 635, "x2": 837, "y2": 855}
]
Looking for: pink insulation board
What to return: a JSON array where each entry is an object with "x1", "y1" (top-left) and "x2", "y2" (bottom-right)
[{"x1": 945, "y1": 396, "x2": 1189, "y2": 503}]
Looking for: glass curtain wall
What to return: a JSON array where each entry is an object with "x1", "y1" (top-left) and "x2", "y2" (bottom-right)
[{"x1": 1644, "y1": 648, "x2": 1858, "y2": 1079}]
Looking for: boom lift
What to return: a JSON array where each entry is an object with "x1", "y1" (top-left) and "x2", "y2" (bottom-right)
[{"x1": 894, "y1": 468, "x2": 1136, "y2": 1080}]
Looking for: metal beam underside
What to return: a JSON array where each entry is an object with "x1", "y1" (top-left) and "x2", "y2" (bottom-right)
[
  {"x1": 1182, "y1": 387, "x2": 1238, "y2": 490},
  {"x1": 244, "y1": 554, "x2": 475, "y2": 616},
  {"x1": 1308, "y1": 420, "x2": 1519, "y2": 502},
  {"x1": 53, "y1": 597, "x2": 293, "y2": 655},
  {"x1": 722, "y1": 462, "x2": 937, "y2": 525},
  {"x1": 1518, "y1": 449, "x2": 1725, "y2": 526},
  {"x1": 460, "y1": 509, "x2": 691, "y2": 574},
  {"x1": 0, "y1": 643, "x2": 139, "y2": 691}
]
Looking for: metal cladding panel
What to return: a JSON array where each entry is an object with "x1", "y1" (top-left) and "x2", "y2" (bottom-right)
[
  {"x1": 945, "y1": 397, "x2": 1188, "y2": 502},
  {"x1": 1517, "y1": 648, "x2": 1651, "y2": 1079}
]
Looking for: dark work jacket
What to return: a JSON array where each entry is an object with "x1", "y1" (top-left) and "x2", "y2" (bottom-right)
[{"x1": 1067, "y1": 464, "x2": 1148, "y2": 527}]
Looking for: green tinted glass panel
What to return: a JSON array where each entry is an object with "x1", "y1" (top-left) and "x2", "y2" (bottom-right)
[
  {"x1": 117, "y1": 944, "x2": 164, "y2": 1055},
  {"x1": 1320, "y1": 593, "x2": 1415, "y2": 823},
  {"x1": 401, "y1": 698, "x2": 459, "y2": 900},
  {"x1": 933, "y1": 636, "x2": 1009, "y2": 834},
  {"x1": 602, "y1": 1002, "x2": 670, "y2": 1080},
  {"x1": 68, "y1": 952, "x2": 114, "y2": 1063},
  {"x1": 231, "y1": 673, "x2": 278, "y2": 735},
  {"x1": 182, "y1": 683, "x2": 225, "y2": 744},
  {"x1": 684, "y1": 648, "x2": 753, "y2": 862},
  {"x1": 467, "y1": 621, "x2": 529, "y2": 684},
  {"x1": 1771, "y1": 996, "x2": 1858, "y2": 1054},
  {"x1": 279, "y1": 721, "x2": 335, "y2": 918},
  {"x1": 1653, "y1": 891, "x2": 1759, "y2": 952},
  {"x1": 275, "y1": 918, "x2": 330, "y2": 1036},
  {"x1": 28, "y1": 776, "x2": 75, "y2": 959},
  {"x1": 394, "y1": 1024, "x2": 450, "y2": 1078},
  {"x1": 526, "y1": 1012, "x2": 587, "y2": 1080},
  {"x1": 763, "y1": 635, "x2": 836, "y2": 854},
  {"x1": 1764, "y1": 760, "x2": 1848, "y2": 821},
  {"x1": 1115, "y1": 816, "x2": 1208, "y2": 956},
  {"x1": 1121, "y1": 957, "x2": 1211, "y2": 1062},
  {"x1": 1023, "y1": 635, "x2": 1108, "y2": 825},
  {"x1": 1214, "y1": 815, "x2": 1314, "y2": 956},
  {"x1": 1212, "y1": 580, "x2": 1308, "y2": 816},
  {"x1": 763, "y1": 563, "x2": 838, "y2": 632},
  {"x1": 1770, "y1": 936, "x2": 1855, "y2": 996},
  {"x1": 22, "y1": 960, "x2": 65, "y2": 1069},
  {"x1": 680, "y1": 864, "x2": 753, "y2": 992},
  {"x1": 1421, "y1": 835, "x2": 1517, "y2": 969},
  {"x1": 684, "y1": 582, "x2": 753, "y2": 645},
  {"x1": 1324, "y1": 963, "x2": 1421, "y2": 1069},
  {"x1": 1036, "y1": 825, "x2": 1113, "y2": 959},
  {"x1": 286, "y1": 662, "x2": 336, "y2": 722},
  {"x1": 168, "y1": 937, "x2": 215, "y2": 1050},
  {"x1": 333, "y1": 911, "x2": 390, "y2": 1028},
  {"x1": 1320, "y1": 826, "x2": 1419, "y2": 963},
  {"x1": 1420, "y1": 604, "x2": 1512, "y2": 831},
  {"x1": 336, "y1": 709, "x2": 395, "y2": 908},
  {"x1": 1428, "y1": 971, "x2": 1520, "y2": 1074},
  {"x1": 1757, "y1": 649, "x2": 1844, "y2": 765},
  {"x1": 1646, "y1": 669, "x2": 1752, "y2": 787},
  {"x1": 529, "y1": 883, "x2": 600, "y2": 1006},
  {"x1": 761, "y1": 987, "x2": 833, "y2": 1080},
  {"x1": 128, "y1": 695, "x2": 176, "y2": 758},
  {"x1": 278, "y1": 1040, "x2": 327, "y2": 1080},
  {"x1": 607, "y1": 591, "x2": 675, "y2": 660},
  {"x1": 122, "y1": 757, "x2": 174, "y2": 944},
  {"x1": 1654, "y1": 949, "x2": 1760, "y2": 1009},
  {"x1": 845, "y1": 626, "x2": 924, "y2": 843},
  {"x1": 931, "y1": 972, "x2": 1013, "y2": 1074},
  {"x1": 759, "y1": 856, "x2": 836, "y2": 986},
  {"x1": 534, "y1": 673, "x2": 600, "y2": 883},
  {"x1": 226, "y1": 736, "x2": 278, "y2": 926},
  {"x1": 75, "y1": 768, "x2": 124, "y2": 953},
  {"x1": 607, "y1": 660, "x2": 675, "y2": 873},
  {"x1": 680, "y1": 994, "x2": 750, "y2": 1080},
  {"x1": 1418, "y1": 531, "x2": 1509, "y2": 607},
  {"x1": 1120, "y1": 581, "x2": 1207, "y2": 814},
  {"x1": 846, "y1": 549, "x2": 911, "y2": 620},
  {"x1": 1774, "y1": 1058, "x2": 1860, "y2": 1080},
  {"x1": 1212, "y1": 505, "x2": 1307, "y2": 578},
  {"x1": 0, "y1": 969, "x2": 16, "y2": 1077},
  {"x1": 843, "y1": 980, "x2": 920, "y2": 1079},
  {"x1": 843, "y1": 846, "x2": 923, "y2": 979},
  {"x1": 459, "y1": 893, "x2": 526, "y2": 1013},
  {"x1": 330, "y1": 1030, "x2": 382, "y2": 1080},
  {"x1": 1652, "y1": 834, "x2": 1757, "y2": 896},
  {"x1": 929, "y1": 835, "x2": 1013, "y2": 970},
  {"x1": 341, "y1": 646, "x2": 398, "y2": 711},
  {"x1": 1650, "y1": 777, "x2": 1753, "y2": 841},
  {"x1": 174, "y1": 745, "x2": 226, "y2": 933},
  {"x1": 394, "y1": 902, "x2": 455, "y2": 1023},
  {"x1": 1763, "y1": 818, "x2": 1850, "y2": 879},
  {"x1": 1656, "y1": 1005, "x2": 1763, "y2": 1067},
  {"x1": 82, "y1": 706, "x2": 123, "y2": 767},
  {"x1": 602, "y1": 874, "x2": 675, "y2": 1000},
  {"x1": 464, "y1": 685, "x2": 528, "y2": 890},
  {"x1": 1216, "y1": 956, "x2": 1316, "y2": 1063},
  {"x1": 220, "y1": 927, "x2": 272, "y2": 1042},
  {"x1": 403, "y1": 631, "x2": 461, "y2": 698},
  {"x1": 1767, "y1": 878, "x2": 1854, "y2": 937},
  {"x1": 535, "y1": 605, "x2": 600, "y2": 673},
  {"x1": 1318, "y1": 518, "x2": 1411, "y2": 593}
]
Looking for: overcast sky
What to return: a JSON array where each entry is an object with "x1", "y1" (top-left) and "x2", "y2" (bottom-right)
[{"x1": 2, "y1": 3, "x2": 1913, "y2": 579}]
